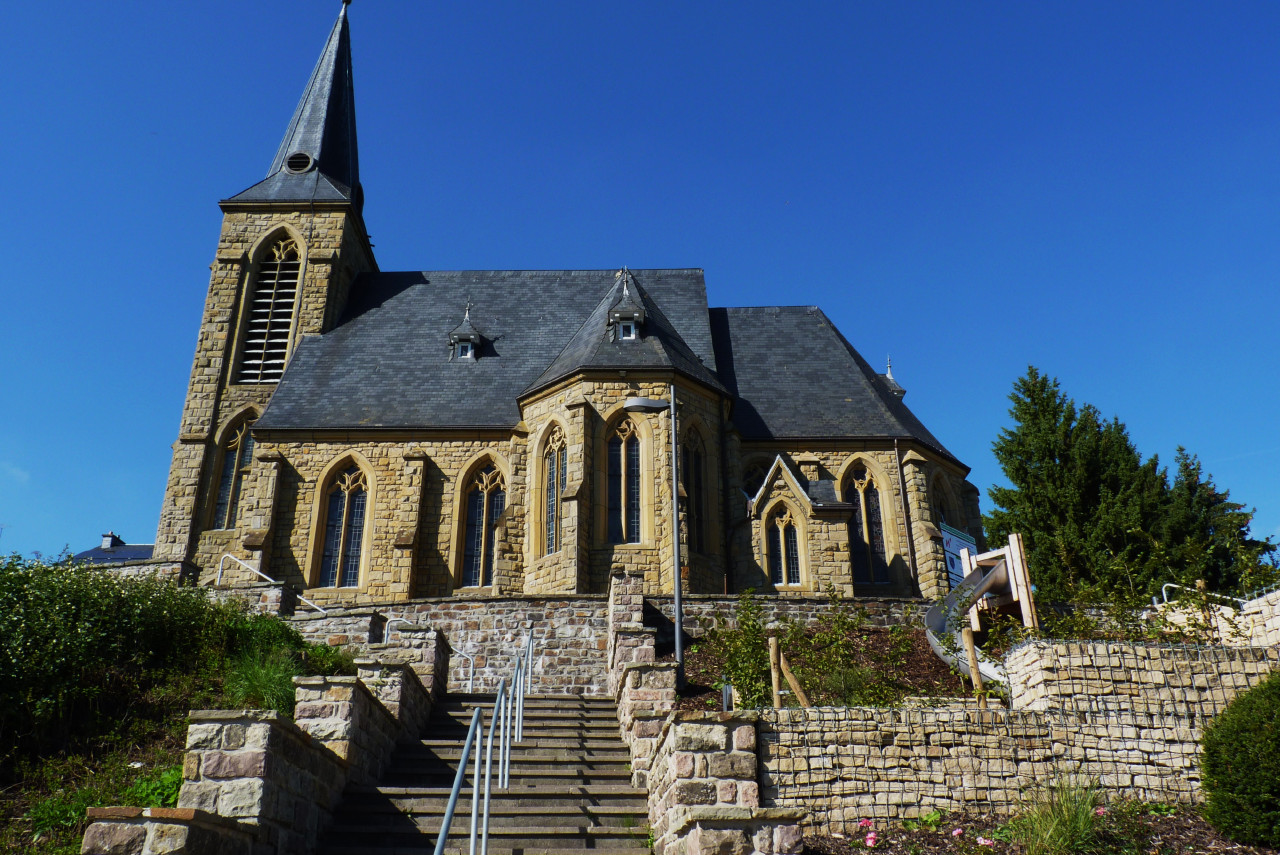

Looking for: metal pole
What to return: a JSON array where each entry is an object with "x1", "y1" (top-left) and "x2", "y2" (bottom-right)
[
  {"x1": 482, "y1": 681, "x2": 501, "y2": 855},
  {"x1": 670, "y1": 382, "x2": 685, "y2": 686},
  {"x1": 433, "y1": 708, "x2": 481, "y2": 855},
  {"x1": 469, "y1": 712, "x2": 482, "y2": 855}
]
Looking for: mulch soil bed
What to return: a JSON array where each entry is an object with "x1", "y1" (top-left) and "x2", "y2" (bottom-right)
[{"x1": 670, "y1": 626, "x2": 970, "y2": 711}]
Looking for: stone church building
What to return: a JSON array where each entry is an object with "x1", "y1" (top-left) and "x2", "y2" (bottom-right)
[{"x1": 153, "y1": 4, "x2": 982, "y2": 608}]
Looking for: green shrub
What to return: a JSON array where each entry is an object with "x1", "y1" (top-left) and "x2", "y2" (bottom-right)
[
  {"x1": 225, "y1": 649, "x2": 303, "y2": 715},
  {"x1": 121, "y1": 765, "x2": 183, "y2": 808},
  {"x1": 704, "y1": 591, "x2": 771, "y2": 708},
  {"x1": 1009, "y1": 775, "x2": 1102, "y2": 855},
  {"x1": 303, "y1": 642, "x2": 357, "y2": 676},
  {"x1": 1200, "y1": 669, "x2": 1280, "y2": 847}
]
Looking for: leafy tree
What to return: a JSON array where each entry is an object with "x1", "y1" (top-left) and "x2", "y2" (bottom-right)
[{"x1": 985, "y1": 367, "x2": 1275, "y2": 602}]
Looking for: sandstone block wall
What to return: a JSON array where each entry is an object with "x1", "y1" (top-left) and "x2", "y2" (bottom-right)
[
  {"x1": 176, "y1": 710, "x2": 348, "y2": 855},
  {"x1": 293, "y1": 676, "x2": 400, "y2": 786},
  {"x1": 759, "y1": 706, "x2": 1204, "y2": 834},
  {"x1": 1241, "y1": 584, "x2": 1280, "y2": 648},
  {"x1": 647, "y1": 713, "x2": 803, "y2": 855},
  {"x1": 1006, "y1": 640, "x2": 1280, "y2": 714},
  {"x1": 81, "y1": 807, "x2": 255, "y2": 855}
]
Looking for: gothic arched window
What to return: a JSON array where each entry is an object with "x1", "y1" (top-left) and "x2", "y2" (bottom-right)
[
  {"x1": 607, "y1": 420, "x2": 641, "y2": 544},
  {"x1": 237, "y1": 236, "x2": 300, "y2": 384},
  {"x1": 682, "y1": 434, "x2": 706, "y2": 554},
  {"x1": 765, "y1": 507, "x2": 802, "y2": 587},
  {"x1": 846, "y1": 464, "x2": 889, "y2": 585},
  {"x1": 319, "y1": 465, "x2": 367, "y2": 588},
  {"x1": 213, "y1": 421, "x2": 254, "y2": 530},
  {"x1": 463, "y1": 464, "x2": 506, "y2": 587},
  {"x1": 543, "y1": 428, "x2": 567, "y2": 555}
]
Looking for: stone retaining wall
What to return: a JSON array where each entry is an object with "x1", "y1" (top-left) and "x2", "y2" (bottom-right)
[
  {"x1": 176, "y1": 710, "x2": 348, "y2": 855},
  {"x1": 647, "y1": 712, "x2": 803, "y2": 855},
  {"x1": 81, "y1": 807, "x2": 254, "y2": 855},
  {"x1": 1241, "y1": 585, "x2": 1280, "y2": 648},
  {"x1": 759, "y1": 706, "x2": 1204, "y2": 833},
  {"x1": 293, "y1": 676, "x2": 401, "y2": 786},
  {"x1": 1006, "y1": 640, "x2": 1280, "y2": 714}
]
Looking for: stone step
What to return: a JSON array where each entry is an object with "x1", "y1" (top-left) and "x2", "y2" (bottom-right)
[
  {"x1": 419, "y1": 737, "x2": 627, "y2": 750},
  {"x1": 331, "y1": 804, "x2": 647, "y2": 829},
  {"x1": 323, "y1": 824, "x2": 651, "y2": 850},
  {"x1": 377, "y1": 769, "x2": 634, "y2": 788},
  {"x1": 335, "y1": 799, "x2": 647, "y2": 818},
  {"x1": 401, "y1": 747, "x2": 631, "y2": 764},
  {"x1": 343, "y1": 784, "x2": 647, "y2": 804}
]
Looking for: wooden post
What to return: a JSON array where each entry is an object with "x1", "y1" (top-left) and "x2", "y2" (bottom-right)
[
  {"x1": 767, "y1": 635, "x2": 782, "y2": 708},
  {"x1": 961, "y1": 627, "x2": 987, "y2": 709},
  {"x1": 778, "y1": 650, "x2": 811, "y2": 708}
]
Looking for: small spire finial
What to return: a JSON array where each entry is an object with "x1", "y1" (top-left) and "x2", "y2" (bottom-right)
[
  {"x1": 886, "y1": 356, "x2": 894, "y2": 379},
  {"x1": 464, "y1": 299, "x2": 472, "y2": 321}
]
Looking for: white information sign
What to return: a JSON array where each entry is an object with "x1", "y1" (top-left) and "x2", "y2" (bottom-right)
[{"x1": 941, "y1": 522, "x2": 978, "y2": 589}]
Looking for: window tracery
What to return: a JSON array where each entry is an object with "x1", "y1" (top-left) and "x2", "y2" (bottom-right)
[
  {"x1": 846, "y1": 464, "x2": 889, "y2": 585},
  {"x1": 766, "y1": 507, "x2": 802, "y2": 587},
  {"x1": 319, "y1": 465, "x2": 367, "y2": 588},
  {"x1": 213, "y1": 421, "x2": 254, "y2": 530},
  {"x1": 462, "y1": 464, "x2": 506, "y2": 587},
  {"x1": 607, "y1": 420, "x2": 641, "y2": 544},
  {"x1": 237, "y1": 237, "x2": 300, "y2": 384},
  {"x1": 682, "y1": 434, "x2": 706, "y2": 554},
  {"x1": 543, "y1": 427, "x2": 567, "y2": 555}
]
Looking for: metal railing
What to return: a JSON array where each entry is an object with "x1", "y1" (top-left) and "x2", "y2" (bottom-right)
[
  {"x1": 435, "y1": 633, "x2": 534, "y2": 855},
  {"x1": 215, "y1": 554, "x2": 328, "y2": 614},
  {"x1": 1155, "y1": 582, "x2": 1249, "y2": 608}
]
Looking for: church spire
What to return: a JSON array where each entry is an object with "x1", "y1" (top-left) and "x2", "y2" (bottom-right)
[{"x1": 226, "y1": 3, "x2": 363, "y2": 211}]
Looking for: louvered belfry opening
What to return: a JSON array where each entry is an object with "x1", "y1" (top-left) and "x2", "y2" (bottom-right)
[{"x1": 237, "y1": 237, "x2": 301, "y2": 384}]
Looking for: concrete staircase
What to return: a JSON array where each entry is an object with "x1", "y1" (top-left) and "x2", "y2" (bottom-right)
[{"x1": 318, "y1": 694, "x2": 652, "y2": 855}]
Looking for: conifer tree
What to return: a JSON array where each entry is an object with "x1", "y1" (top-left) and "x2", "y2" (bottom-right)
[{"x1": 984, "y1": 367, "x2": 1274, "y2": 602}]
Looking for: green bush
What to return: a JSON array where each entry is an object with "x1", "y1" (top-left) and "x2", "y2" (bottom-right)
[
  {"x1": 704, "y1": 591, "x2": 771, "y2": 708},
  {"x1": 1200, "y1": 669, "x2": 1280, "y2": 847}
]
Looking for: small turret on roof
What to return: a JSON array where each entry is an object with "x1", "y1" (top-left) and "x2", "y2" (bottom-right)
[
  {"x1": 608, "y1": 268, "x2": 647, "y2": 327},
  {"x1": 225, "y1": 2, "x2": 362, "y2": 210},
  {"x1": 882, "y1": 357, "x2": 906, "y2": 399},
  {"x1": 449, "y1": 303, "x2": 482, "y2": 359}
]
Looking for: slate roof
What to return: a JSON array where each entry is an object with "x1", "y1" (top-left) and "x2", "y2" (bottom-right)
[
  {"x1": 708, "y1": 306, "x2": 958, "y2": 461},
  {"x1": 256, "y1": 269, "x2": 718, "y2": 431},
  {"x1": 73, "y1": 543, "x2": 155, "y2": 565},
  {"x1": 226, "y1": 5, "x2": 361, "y2": 209}
]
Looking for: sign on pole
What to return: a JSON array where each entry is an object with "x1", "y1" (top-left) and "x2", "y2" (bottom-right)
[{"x1": 941, "y1": 522, "x2": 977, "y2": 589}]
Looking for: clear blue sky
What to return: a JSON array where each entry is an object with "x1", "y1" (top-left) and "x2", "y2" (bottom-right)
[{"x1": 2, "y1": 1, "x2": 1277, "y2": 558}]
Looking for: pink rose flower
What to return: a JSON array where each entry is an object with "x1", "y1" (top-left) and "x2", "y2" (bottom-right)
[
  {"x1": 864, "y1": 831, "x2": 878, "y2": 848},
  {"x1": 952, "y1": 828, "x2": 964, "y2": 837},
  {"x1": 1095, "y1": 806, "x2": 1108, "y2": 816},
  {"x1": 859, "y1": 819, "x2": 874, "y2": 828},
  {"x1": 977, "y1": 836, "x2": 995, "y2": 846}
]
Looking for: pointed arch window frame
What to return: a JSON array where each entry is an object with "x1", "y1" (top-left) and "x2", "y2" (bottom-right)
[
  {"x1": 542, "y1": 427, "x2": 568, "y2": 557},
  {"x1": 212, "y1": 420, "x2": 255, "y2": 531},
  {"x1": 461, "y1": 463, "x2": 507, "y2": 588},
  {"x1": 681, "y1": 431, "x2": 708, "y2": 555},
  {"x1": 607, "y1": 419, "x2": 643, "y2": 545},
  {"x1": 235, "y1": 234, "x2": 304, "y2": 385},
  {"x1": 845, "y1": 463, "x2": 891, "y2": 586},
  {"x1": 764, "y1": 505, "x2": 805, "y2": 588},
  {"x1": 317, "y1": 464, "x2": 369, "y2": 589}
]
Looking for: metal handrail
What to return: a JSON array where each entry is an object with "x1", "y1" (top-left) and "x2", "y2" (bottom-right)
[
  {"x1": 435, "y1": 633, "x2": 535, "y2": 855},
  {"x1": 215, "y1": 554, "x2": 328, "y2": 614},
  {"x1": 452, "y1": 650, "x2": 477, "y2": 694},
  {"x1": 1156, "y1": 582, "x2": 1249, "y2": 607}
]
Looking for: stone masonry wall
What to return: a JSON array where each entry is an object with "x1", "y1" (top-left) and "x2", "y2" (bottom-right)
[
  {"x1": 759, "y1": 706, "x2": 1205, "y2": 834},
  {"x1": 81, "y1": 807, "x2": 255, "y2": 855},
  {"x1": 1006, "y1": 640, "x2": 1280, "y2": 714},
  {"x1": 648, "y1": 712, "x2": 804, "y2": 855},
  {"x1": 1240, "y1": 585, "x2": 1280, "y2": 648},
  {"x1": 292, "y1": 676, "x2": 400, "y2": 787},
  {"x1": 385, "y1": 596, "x2": 611, "y2": 694},
  {"x1": 176, "y1": 710, "x2": 348, "y2": 855}
]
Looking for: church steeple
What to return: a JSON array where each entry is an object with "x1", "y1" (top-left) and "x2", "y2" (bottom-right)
[{"x1": 225, "y1": 2, "x2": 362, "y2": 211}]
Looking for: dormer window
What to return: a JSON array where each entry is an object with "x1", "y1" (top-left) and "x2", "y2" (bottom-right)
[
  {"x1": 609, "y1": 267, "x2": 646, "y2": 341},
  {"x1": 619, "y1": 320, "x2": 637, "y2": 340},
  {"x1": 449, "y1": 304, "x2": 482, "y2": 361}
]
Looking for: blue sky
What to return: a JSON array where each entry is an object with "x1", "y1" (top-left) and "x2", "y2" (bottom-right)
[{"x1": 1, "y1": 1, "x2": 1277, "y2": 558}]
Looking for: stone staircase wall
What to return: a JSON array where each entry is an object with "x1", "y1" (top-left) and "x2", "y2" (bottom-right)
[{"x1": 81, "y1": 653, "x2": 444, "y2": 855}]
